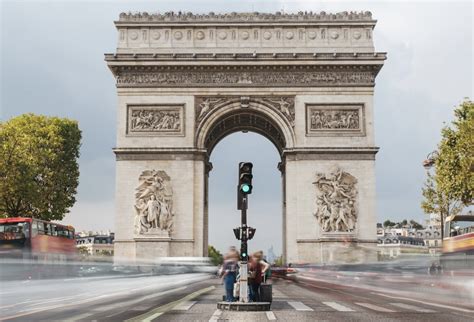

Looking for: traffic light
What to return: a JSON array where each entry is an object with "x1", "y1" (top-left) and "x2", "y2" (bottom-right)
[
  {"x1": 240, "y1": 243, "x2": 248, "y2": 261},
  {"x1": 248, "y1": 227, "x2": 256, "y2": 240},
  {"x1": 238, "y1": 162, "x2": 253, "y2": 195},
  {"x1": 233, "y1": 227, "x2": 241, "y2": 240}
]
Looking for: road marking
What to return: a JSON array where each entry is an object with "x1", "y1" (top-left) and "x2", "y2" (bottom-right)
[
  {"x1": 172, "y1": 300, "x2": 197, "y2": 311},
  {"x1": 323, "y1": 302, "x2": 355, "y2": 312},
  {"x1": 265, "y1": 311, "x2": 276, "y2": 320},
  {"x1": 390, "y1": 302, "x2": 436, "y2": 313},
  {"x1": 66, "y1": 312, "x2": 96, "y2": 321},
  {"x1": 126, "y1": 286, "x2": 215, "y2": 322},
  {"x1": 355, "y1": 302, "x2": 396, "y2": 312},
  {"x1": 372, "y1": 292, "x2": 474, "y2": 313},
  {"x1": 287, "y1": 301, "x2": 314, "y2": 311},
  {"x1": 209, "y1": 309, "x2": 222, "y2": 322}
]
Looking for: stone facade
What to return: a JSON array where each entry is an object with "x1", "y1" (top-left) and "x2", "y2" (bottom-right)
[{"x1": 106, "y1": 11, "x2": 386, "y2": 264}]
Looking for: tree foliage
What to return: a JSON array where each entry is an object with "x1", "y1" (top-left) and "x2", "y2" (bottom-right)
[
  {"x1": 208, "y1": 245, "x2": 223, "y2": 266},
  {"x1": 383, "y1": 220, "x2": 396, "y2": 227},
  {"x1": 0, "y1": 114, "x2": 81, "y2": 220},
  {"x1": 421, "y1": 100, "x2": 472, "y2": 232},
  {"x1": 435, "y1": 100, "x2": 473, "y2": 205}
]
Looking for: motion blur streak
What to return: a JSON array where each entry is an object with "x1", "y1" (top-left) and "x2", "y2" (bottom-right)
[
  {"x1": 0, "y1": 256, "x2": 216, "y2": 320},
  {"x1": 278, "y1": 257, "x2": 474, "y2": 309}
]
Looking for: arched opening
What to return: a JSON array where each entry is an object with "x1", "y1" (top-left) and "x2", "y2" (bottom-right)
[
  {"x1": 208, "y1": 132, "x2": 282, "y2": 263},
  {"x1": 198, "y1": 103, "x2": 292, "y2": 263}
]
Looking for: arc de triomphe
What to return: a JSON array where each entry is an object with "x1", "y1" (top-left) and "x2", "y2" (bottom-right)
[{"x1": 105, "y1": 11, "x2": 385, "y2": 264}]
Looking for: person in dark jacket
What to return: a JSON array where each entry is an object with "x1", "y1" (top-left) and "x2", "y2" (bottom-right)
[{"x1": 248, "y1": 251, "x2": 270, "y2": 302}]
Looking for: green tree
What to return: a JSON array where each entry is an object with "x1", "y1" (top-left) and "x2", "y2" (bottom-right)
[
  {"x1": 383, "y1": 220, "x2": 396, "y2": 227},
  {"x1": 421, "y1": 100, "x2": 472, "y2": 238},
  {"x1": 422, "y1": 169, "x2": 462, "y2": 238},
  {"x1": 436, "y1": 100, "x2": 473, "y2": 205},
  {"x1": 208, "y1": 245, "x2": 223, "y2": 266},
  {"x1": 409, "y1": 219, "x2": 423, "y2": 229},
  {"x1": 0, "y1": 114, "x2": 81, "y2": 220}
]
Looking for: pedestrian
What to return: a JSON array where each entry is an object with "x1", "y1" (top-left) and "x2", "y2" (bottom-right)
[
  {"x1": 248, "y1": 251, "x2": 270, "y2": 302},
  {"x1": 428, "y1": 262, "x2": 436, "y2": 276},
  {"x1": 221, "y1": 249, "x2": 239, "y2": 302},
  {"x1": 436, "y1": 263, "x2": 443, "y2": 276}
]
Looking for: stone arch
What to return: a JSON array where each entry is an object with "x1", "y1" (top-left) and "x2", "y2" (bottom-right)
[{"x1": 195, "y1": 98, "x2": 296, "y2": 155}]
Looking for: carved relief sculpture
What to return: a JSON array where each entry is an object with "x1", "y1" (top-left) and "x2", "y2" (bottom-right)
[
  {"x1": 257, "y1": 97, "x2": 295, "y2": 126},
  {"x1": 313, "y1": 167, "x2": 358, "y2": 233},
  {"x1": 310, "y1": 109, "x2": 359, "y2": 130},
  {"x1": 128, "y1": 105, "x2": 183, "y2": 135},
  {"x1": 134, "y1": 170, "x2": 174, "y2": 235},
  {"x1": 306, "y1": 104, "x2": 364, "y2": 136},
  {"x1": 195, "y1": 96, "x2": 295, "y2": 127}
]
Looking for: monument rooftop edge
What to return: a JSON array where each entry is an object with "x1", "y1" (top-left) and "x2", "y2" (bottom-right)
[{"x1": 114, "y1": 11, "x2": 379, "y2": 54}]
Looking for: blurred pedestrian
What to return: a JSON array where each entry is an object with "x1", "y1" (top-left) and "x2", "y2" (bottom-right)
[
  {"x1": 428, "y1": 262, "x2": 436, "y2": 276},
  {"x1": 248, "y1": 251, "x2": 270, "y2": 302},
  {"x1": 221, "y1": 249, "x2": 239, "y2": 302}
]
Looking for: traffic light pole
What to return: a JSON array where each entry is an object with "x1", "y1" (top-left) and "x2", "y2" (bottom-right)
[{"x1": 239, "y1": 196, "x2": 249, "y2": 303}]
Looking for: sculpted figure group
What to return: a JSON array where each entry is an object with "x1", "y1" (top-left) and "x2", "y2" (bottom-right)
[
  {"x1": 134, "y1": 170, "x2": 174, "y2": 235},
  {"x1": 130, "y1": 110, "x2": 181, "y2": 132},
  {"x1": 310, "y1": 110, "x2": 359, "y2": 130},
  {"x1": 313, "y1": 167, "x2": 358, "y2": 232}
]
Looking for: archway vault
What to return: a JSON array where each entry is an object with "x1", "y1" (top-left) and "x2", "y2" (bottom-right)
[{"x1": 195, "y1": 97, "x2": 296, "y2": 156}]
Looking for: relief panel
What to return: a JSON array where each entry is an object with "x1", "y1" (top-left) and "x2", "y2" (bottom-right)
[
  {"x1": 306, "y1": 104, "x2": 365, "y2": 137},
  {"x1": 127, "y1": 104, "x2": 184, "y2": 136}
]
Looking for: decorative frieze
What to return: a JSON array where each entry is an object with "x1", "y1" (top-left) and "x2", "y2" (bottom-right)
[
  {"x1": 313, "y1": 167, "x2": 358, "y2": 233},
  {"x1": 117, "y1": 11, "x2": 374, "y2": 22},
  {"x1": 127, "y1": 105, "x2": 184, "y2": 136},
  {"x1": 114, "y1": 65, "x2": 376, "y2": 88},
  {"x1": 306, "y1": 104, "x2": 365, "y2": 136}
]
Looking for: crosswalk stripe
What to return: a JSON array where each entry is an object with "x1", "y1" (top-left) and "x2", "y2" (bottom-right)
[
  {"x1": 265, "y1": 311, "x2": 276, "y2": 321},
  {"x1": 287, "y1": 301, "x2": 314, "y2": 311},
  {"x1": 323, "y1": 302, "x2": 355, "y2": 312},
  {"x1": 266, "y1": 311, "x2": 277, "y2": 320},
  {"x1": 355, "y1": 302, "x2": 396, "y2": 312},
  {"x1": 209, "y1": 309, "x2": 222, "y2": 322},
  {"x1": 390, "y1": 302, "x2": 436, "y2": 313},
  {"x1": 172, "y1": 301, "x2": 197, "y2": 311}
]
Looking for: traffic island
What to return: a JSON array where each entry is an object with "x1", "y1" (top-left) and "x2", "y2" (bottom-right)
[{"x1": 217, "y1": 301, "x2": 271, "y2": 311}]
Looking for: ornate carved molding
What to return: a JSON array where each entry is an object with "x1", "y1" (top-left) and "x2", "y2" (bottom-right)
[
  {"x1": 195, "y1": 95, "x2": 295, "y2": 127},
  {"x1": 113, "y1": 65, "x2": 377, "y2": 88},
  {"x1": 313, "y1": 167, "x2": 358, "y2": 233},
  {"x1": 127, "y1": 105, "x2": 184, "y2": 136},
  {"x1": 306, "y1": 104, "x2": 365, "y2": 136},
  {"x1": 117, "y1": 11, "x2": 374, "y2": 23}
]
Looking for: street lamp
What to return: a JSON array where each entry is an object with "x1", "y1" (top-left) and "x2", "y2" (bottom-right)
[{"x1": 422, "y1": 150, "x2": 444, "y2": 245}]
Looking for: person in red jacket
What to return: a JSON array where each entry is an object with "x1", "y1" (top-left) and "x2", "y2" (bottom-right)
[{"x1": 248, "y1": 251, "x2": 270, "y2": 302}]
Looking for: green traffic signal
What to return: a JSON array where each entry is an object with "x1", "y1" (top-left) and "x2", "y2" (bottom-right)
[{"x1": 241, "y1": 184, "x2": 251, "y2": 193}]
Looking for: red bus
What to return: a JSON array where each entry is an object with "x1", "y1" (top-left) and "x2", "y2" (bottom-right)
[{"x1": 0, "y1": 217, "x2": 77, "y2": 279}]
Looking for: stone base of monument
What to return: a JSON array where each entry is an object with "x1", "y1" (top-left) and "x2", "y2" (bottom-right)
[{"x1": 217, "y1": 301, "x2": 271, "y2": 311}]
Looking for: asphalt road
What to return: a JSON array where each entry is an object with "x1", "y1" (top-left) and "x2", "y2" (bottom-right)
[{"x1": 1, "y1": 274, "x2": 473, "y2": 321}]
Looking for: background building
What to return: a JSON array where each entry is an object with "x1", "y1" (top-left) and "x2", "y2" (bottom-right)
[{"x1": 76, "y1": 231, "x2": 115, "y2": 256}]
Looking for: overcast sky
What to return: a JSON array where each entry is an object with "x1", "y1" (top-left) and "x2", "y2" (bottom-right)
[{"x1": 1, "y1": 1, "x2": 472, "y2": 255}]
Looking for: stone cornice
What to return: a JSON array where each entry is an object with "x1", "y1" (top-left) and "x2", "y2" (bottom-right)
[
  {"x1": 116, "y1": 11, "x2": 375, "y2": 25},
  {"x1": 105, "y1": 52, "x2": 387, "y2": 62},
  {"x1": 109, "y1": 64, "x2": 382, "y2": 88},
  {"x1": 283, "y1": 147, "x2": 379, "y2": 160}
]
